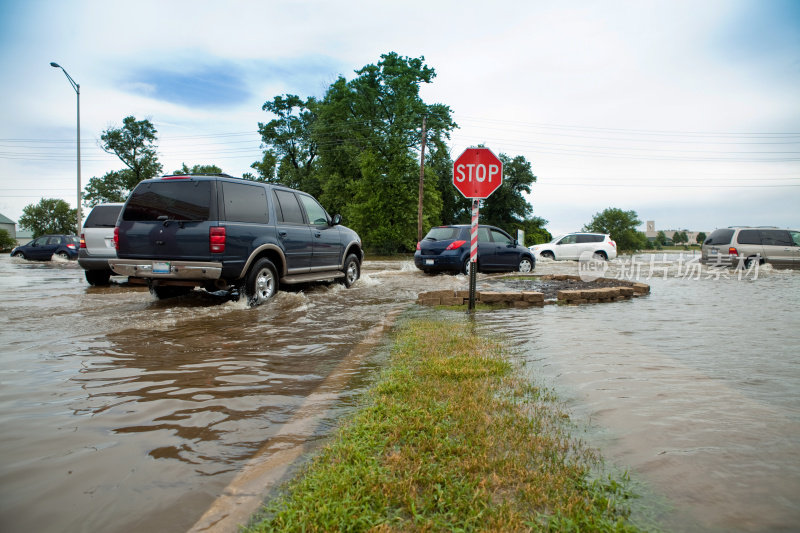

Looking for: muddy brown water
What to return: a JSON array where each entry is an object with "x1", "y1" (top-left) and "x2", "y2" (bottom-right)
[{"x1": 1, "y1": 253, "x2": 798, "y2": 532}]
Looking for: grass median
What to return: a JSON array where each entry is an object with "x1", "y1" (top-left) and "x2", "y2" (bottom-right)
[{"x1": 244, "y1": 317, "x2": 641, "y2": 532}]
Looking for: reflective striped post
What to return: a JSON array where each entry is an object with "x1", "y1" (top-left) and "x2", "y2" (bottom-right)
[{"x1": 468, "y1": 199, "x2": 480, "y2": 311}]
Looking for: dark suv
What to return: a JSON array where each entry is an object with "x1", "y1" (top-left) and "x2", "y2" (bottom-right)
[{"x1": 109, "y1": 174, "x2": 363, "y2": 304}]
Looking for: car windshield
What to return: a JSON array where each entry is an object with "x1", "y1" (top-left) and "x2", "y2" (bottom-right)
[{"x1": 549, "y1": 234, "x2": 566, "y2": 243}]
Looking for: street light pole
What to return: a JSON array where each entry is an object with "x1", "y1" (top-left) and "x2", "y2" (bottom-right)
[{"x1": 50, "y1": 62, "x2": 81, "y2": 234}]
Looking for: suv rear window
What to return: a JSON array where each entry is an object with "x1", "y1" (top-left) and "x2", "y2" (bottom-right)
[
  {"x1": 576, "y1": 234, "x2": 603, "y2": 243},
  {"x1": 84, "y1": 205, "x2": 122, "y2": 228},
  {"x1": 424, "y1": 227, "x2": 460, "y2": 240},
  {"x1": 704, "y1": 229, "x2": 734, "y2": 245},
  {"x1": 123, "y1": 181, "x2": 213, "y2": 221}
]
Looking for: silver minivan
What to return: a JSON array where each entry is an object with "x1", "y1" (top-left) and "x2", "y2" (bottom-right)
[
  {"x1": 78, "y1": 203, "x2": 123, "y2": 285},
  {"x1": 701, "y1": 227, "x2": 800, "y2": 268}
]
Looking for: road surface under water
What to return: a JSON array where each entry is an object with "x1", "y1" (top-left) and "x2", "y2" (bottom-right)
[{"x1": 0, "y1": 253, "x2": 798, "y2": 532}]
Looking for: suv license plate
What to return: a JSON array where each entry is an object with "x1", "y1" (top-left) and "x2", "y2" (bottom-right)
[
  {"x1": 425, "y1": 259, "x2": 434, "y2": 266},
  {"x1": 711, "y1": 247, "x2": 719, "y2": 254},
  {"x1": 153, "y1": 261, "x2": 171, "y2": 274}
]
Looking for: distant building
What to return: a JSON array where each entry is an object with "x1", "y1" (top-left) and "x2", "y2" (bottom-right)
[
  {"x1": 0, "y1": 213, "x2": 16, "y2": 240},
  {"x1": 645, "y1": 220, "x2": 708, "y2": 245}
]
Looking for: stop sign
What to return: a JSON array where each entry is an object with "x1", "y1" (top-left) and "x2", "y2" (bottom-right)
[{"x1": 452, "y1": 147, "x2": 503, "y2": 199}]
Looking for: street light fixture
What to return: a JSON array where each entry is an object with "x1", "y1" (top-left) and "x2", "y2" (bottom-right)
[{"x1": 50, "y1": 62, "x2": 82, "y2": 234}]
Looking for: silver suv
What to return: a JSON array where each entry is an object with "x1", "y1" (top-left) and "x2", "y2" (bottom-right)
[
  {"x1": 701, "y1": 227, "x2": 800, "y2": 268},
  {"x1": 78, "y1": 203, "x2": 123, "y2": 285}
]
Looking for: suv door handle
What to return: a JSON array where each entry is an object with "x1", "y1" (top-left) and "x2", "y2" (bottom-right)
[
  {"x1": 314, "y1": 232, "x2": 321, "y2": 238},
  {"x1": 279, "y1": 231, "x2": 287, "y2": 239}
]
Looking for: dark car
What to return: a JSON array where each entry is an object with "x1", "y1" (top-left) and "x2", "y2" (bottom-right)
[
  {"x1": 414, "y1": 224, "x2": 535, "y2": 275},
  {"x1": 79, "y1": 203, "x2": 124, "y2": 285},
  {"x1": 11, "y1": 234, "x2": 79, "y2": 260},
  {"x1": 109, "y1": 174, "x2": 363, "y2": 304}
]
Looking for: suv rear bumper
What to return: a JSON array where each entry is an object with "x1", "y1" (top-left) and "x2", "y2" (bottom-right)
[{"x1": 109, "y1": 259, "x2": 223, "y2": 280}]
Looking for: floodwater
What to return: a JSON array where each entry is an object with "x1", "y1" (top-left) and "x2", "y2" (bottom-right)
[{"x1": 1, "y1": 253, "x2": 798, "y2": 532}]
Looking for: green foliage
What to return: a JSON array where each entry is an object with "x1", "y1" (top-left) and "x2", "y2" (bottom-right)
[
  {"x1": 655, "y1": 230, "x2": 667, "y2": 246},
  {"x1": 245, "y1": 319, "x2": 641, "y2": 532},
  {"x1": 172, "y1": 163, "x2": 223, "y2": 175},
  {"x1": 0, "y1": 229, "x2": 16, "y2": 251},
  {"x1": 583, "y1": 208, "x2": 647, "y2": 253},
  {"x1": 519, "y1": 216, "x2": 552, "y2": 246},
  {"x1": 256, "y1": 95, "x2": 319, "y2": 193},
  {"x1": 672, "y1": 230, "x2": 688, "y2": 244},
  {"x1": 250, "y1": 52, "x2": 549, "y2": 252},
  {"x1": 18, "y1": 198, "x2": 77, "y2": 237},
  {"x1": 83, "y1": 116, "x2": 162, "y2": 207},
  {"x1": 696, "y1": 231, "x2": 707, "y2": 244},
  {"x1": 480, "y1": 153, "x2": 536, "y2": 229},
  {"x1": 254, "y1": 52, "x2": 459, "y2": 252}
]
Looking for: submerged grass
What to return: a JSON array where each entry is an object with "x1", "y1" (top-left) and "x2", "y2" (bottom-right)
[{"x1": 245, "y1": 318, "x2": 641, "y2": 532}]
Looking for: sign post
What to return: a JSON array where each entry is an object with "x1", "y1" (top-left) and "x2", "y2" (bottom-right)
[{"x1": 452, "y1": 147, "x2": 503, "y2": 312}]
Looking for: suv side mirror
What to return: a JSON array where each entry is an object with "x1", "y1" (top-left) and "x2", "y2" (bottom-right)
[{"x1": 331, "y1": 214, "x2": 342, "y2": 226}]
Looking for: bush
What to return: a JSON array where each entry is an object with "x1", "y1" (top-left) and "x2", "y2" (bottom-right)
[{"x1": 0, "y1": 229, "x2": 16, "y2": 252}]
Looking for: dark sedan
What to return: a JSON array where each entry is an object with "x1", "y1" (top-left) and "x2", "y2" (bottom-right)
[
  {"x1": 414, "y1": 224, "x2": 535, "y2": 275},
  {"x1": 10, "y1": 235, "x2": 80, "y2": 260}
]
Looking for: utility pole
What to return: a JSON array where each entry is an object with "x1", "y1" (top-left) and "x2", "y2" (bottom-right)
[{"x1": 417, "y1": 114, "x2": 427, "y2": 242}]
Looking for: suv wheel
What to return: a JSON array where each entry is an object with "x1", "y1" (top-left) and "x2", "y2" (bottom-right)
[
  {"x1": 518, "y1": 257, "x2": 533, "y2": 273},
  {"x1": 55, "y1": 251, "x2": 70, "y2": 260},
  {"x1": 246, "y1": 258, "x2": 278, "y2": 305},
  {"x1": 540, "y1": 251, "x2": 555, "y2": 260},
  {"x1": 85, "y1": 269, "x2": 112, "y2": 286},
  {"x1": 593, "y1": 251, "x2": 608, "y2": 261},
  {"x1": 12, "y1": 251, "x2": 25, "y2": 259},
  {"x1": 342, "y1": 254, "x2": 360, "y2": 288}
]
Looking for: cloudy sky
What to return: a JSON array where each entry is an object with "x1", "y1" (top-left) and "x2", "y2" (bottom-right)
[{"x1": 1, "y1": 0, "x2": 798, "y2": 236}]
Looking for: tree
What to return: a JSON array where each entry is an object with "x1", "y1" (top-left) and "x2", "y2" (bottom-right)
[
  {"x1": 480, "y1": 153, "x2": 536, "y2": 229},
  {"x1": 655, "y1": 231, "x2": 668, "y2": 246},
  {"x1": 172, "y1": 163, "x2": 223, "y2": 175},
  {"x1": 672, "y1": 231, "x2": 687, "y2": 245},
  {"x1": 255, "y1": 95, "x2": 319, "y2": 193},
  {"x1": 520, "y1": 217, "x2": 551, "y2": 246},
  {"x1": 696, "y1": 231, "x2": 707, "y2": 245},
  {"x1": 0, "y1": 229, "x2": 16, "y2": 251},
  {"x1": 253, "y1": 52, "x2": 457, "y2": 252},
  {"x1": 18, "y1": 199, "x2": 77, "y2": 237},
  {"x1": 83, "y1": 116, "x2": 162, "y2": 206},
  {"x1": 583, "y1": 208, "x2": 647, "y2": 253}
]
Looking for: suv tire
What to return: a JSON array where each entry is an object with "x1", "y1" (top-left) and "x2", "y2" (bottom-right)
[
  {"x1": 342, "y1": 254, "x2": 360, "y2": 287},
  {"x1": 85, "y1": 269, "x2": 111, "y2": 286},
  {"x1": 246, "y1": 258, "x2": 278, "y2": 306}
]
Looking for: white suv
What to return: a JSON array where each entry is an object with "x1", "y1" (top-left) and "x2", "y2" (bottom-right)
[
  {"x1": 529, "y1": 232, "x2": 617, "y2": 261},
  {"x1": 78, "y1": 203, "x2": 123, "y2": 285}
]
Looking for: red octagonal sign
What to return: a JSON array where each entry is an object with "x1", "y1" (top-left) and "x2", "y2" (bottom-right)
[{"x1": 452, "y1": 147, "x2": 503, "y2": 199}]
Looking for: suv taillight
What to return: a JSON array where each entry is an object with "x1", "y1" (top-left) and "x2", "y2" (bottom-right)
[
  {"x1": 729, "y1": 247, "x2": 738, "y2": 256},
  {"x1": 80, "y1": 233, "x2": 86, "y2": 249},
  {"x1": 609, "y1": 239, "x2": 616, "y2": 248},
  {"x1": 113, "y1": 227, "x2": 119, "y2": 251},
  {"x1": 210, "y1": 227, "x2": 226, "y2": 253},
  {"x1": 416, "y1": 242, "x2": 421, "y2": 250},
  {"x1": 446, "y1": 240, "x2": 467, "y2": 250}
]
